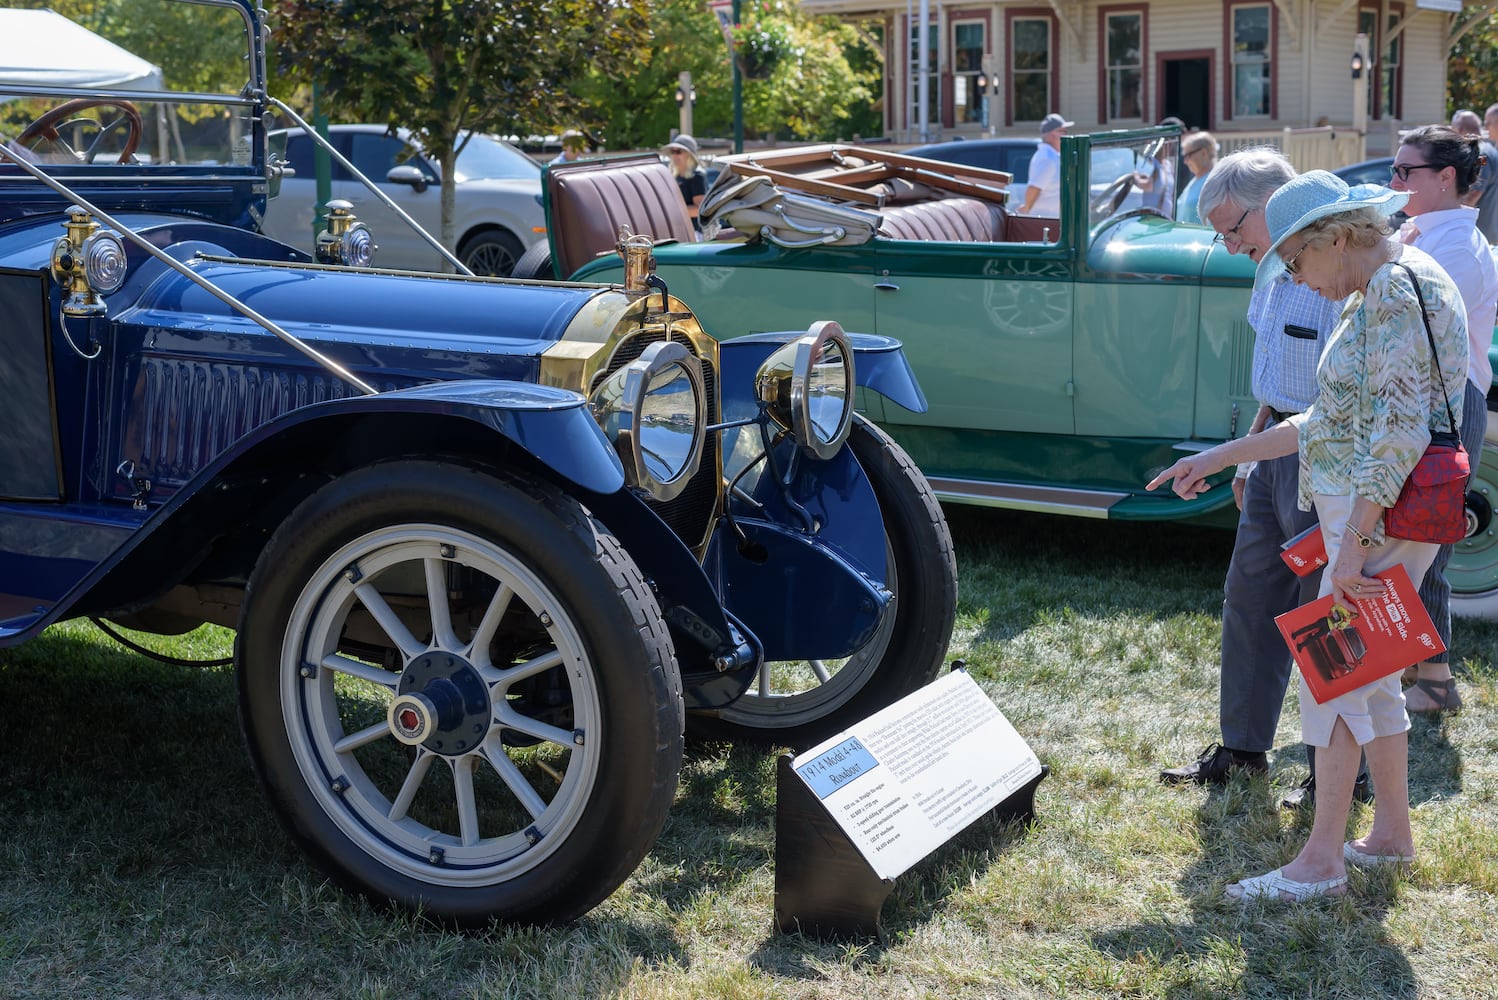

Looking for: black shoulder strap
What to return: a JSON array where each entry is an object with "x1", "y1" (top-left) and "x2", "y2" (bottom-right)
[{"x1": 1394, "y1": 260, "x2": 1459, "y2": 438}]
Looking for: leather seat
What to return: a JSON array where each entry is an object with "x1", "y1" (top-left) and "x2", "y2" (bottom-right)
[
  {"x1": 877, "y1": 197, "x2": 1006, "y2": 242},
  {"x1": 545, "y1": 154, "x2": 697, "y2": 277}
]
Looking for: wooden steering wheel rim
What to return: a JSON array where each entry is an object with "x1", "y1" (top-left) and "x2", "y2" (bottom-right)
[{"x1": 16, "y1": 98, "x2": 143, "y2": 164}]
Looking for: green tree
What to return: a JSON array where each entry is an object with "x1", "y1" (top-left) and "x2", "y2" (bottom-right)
[
  {"x1": 270, "y1": 0, "x2": 651, "y2": 266},
  {"x1": 1448, "y1": 6, "x2": 1498, "y2": 114}
]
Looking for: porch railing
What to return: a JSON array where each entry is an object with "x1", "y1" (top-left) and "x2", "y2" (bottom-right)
[{"x1": 1214, "y1": 125, "x2": 1367, "y2": 172}]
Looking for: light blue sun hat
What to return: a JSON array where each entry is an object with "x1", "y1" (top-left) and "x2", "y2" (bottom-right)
[{"x1": 1254, "y1": 169, "x2": 1408, "y2": 290}]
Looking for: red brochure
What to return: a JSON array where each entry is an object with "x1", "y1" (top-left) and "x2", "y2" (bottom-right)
[
  {"x1": 1280, "y1": 523, "x2": 1328, "y2": 577},
  {"x1": 1274, "y1": 564, "x2": 1444, "y2": 704}
]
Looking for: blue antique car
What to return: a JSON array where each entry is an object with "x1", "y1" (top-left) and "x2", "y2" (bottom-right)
[
  {"x1": 513, "y1": 136, "x2": 1498, "y2": 620},
  {"x1": 0, "y1": 0, "x2": 955, "y2": 926}
]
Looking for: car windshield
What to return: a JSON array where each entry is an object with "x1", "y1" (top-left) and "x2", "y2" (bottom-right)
[
  {"x1": 453, "y1": 134, "x2": 540, "y2": 182},
  {"x1": 1087, "y1": 136, "x2": 1178, "y2": 230}
]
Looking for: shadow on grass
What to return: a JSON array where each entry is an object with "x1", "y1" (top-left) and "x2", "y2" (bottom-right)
[
  {"x1": 944, "y1": 505, "x2": 1236, "y2": 646},
  {"x1": 1088, "y1": 777, "x2": 1418, "y2": 997}
]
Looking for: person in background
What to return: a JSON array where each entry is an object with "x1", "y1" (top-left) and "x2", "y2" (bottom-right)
[
  {"x1": 1018, "y1": 113, "x2": 1070, "y2": 217},
  {"x1": 1158, "y1": 150, "x2": 1368, "y2": 813},
  {"x1": 1132, "y1": 133, "x2": 1177, "y2": 218},
  {"x1": 549, "y1": 130, "x2": 586, "y2": 166},
  {"x1": 1389, "y1": 124, "x2": 1498, "y2": 713},
  {"x1": 1176, "y1": 131, "x2": 1217, "y2": 224},
  {"x1": 1451, "y1": 110, "x2": 1498, "y2": 245},
  {"x1": 664, "y1": 134, "x2": 707, "y2": 230},
  {"x1": 1150, "y1": 171, "x2": 1467, "y2": 901}
]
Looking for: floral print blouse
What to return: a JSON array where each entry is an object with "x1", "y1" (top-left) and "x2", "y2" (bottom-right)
[{"x1": 1294, "y1": 245, "x2": 1469, "y2": 516}]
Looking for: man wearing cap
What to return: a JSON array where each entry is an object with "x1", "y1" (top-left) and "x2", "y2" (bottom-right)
[
  {"x1": 1157, "y1": 149, "x2": 1371, "y2": 811},
  {"x1": 664, "y1": 134, "x2": 707, "y2": 230},
  {"x1": 1018, "y1": 113, "x2": 1071, "y2": 216}
]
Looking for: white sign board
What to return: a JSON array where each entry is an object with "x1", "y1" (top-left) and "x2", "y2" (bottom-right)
[
  {"x1": 790, "y1": 670, "x2": 1043, "y2": 880},
  {"x1": 1415, "y1": 0, "x2": 1462, "y2": 11}
]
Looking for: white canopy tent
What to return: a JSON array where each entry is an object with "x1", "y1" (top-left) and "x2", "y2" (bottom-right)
[{"x1": 0, "y1": 9, "x2": 164, "y2": 90}]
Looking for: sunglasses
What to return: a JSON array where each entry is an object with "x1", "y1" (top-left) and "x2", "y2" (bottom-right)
[
  {"x1": 1390, "y1": 162, "x2": 1441, "y2": 182},
  {"x1": 1283, "y1": 242, "x2": 1309, "y2": 276},
  {"x1": 1212, "y1": 205, "x2": 1256, "y2": 245}
]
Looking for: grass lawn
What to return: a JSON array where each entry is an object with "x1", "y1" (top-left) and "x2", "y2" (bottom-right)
[{"x1": 1, "y1": 507, "x2": 1494, "y2": 999}]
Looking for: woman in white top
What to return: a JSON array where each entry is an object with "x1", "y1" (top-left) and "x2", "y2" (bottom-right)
[{"x1": 1389, "y1": 124, "x2": 1498, "y2": 713}]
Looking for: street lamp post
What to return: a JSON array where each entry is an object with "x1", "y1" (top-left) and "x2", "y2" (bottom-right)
[
  {"x1": 675, "y1": 71, "x2": 696, "y2": 139},
  {"x1": 1351, "y1": 32, "x2": 1369, "y2": 139},
  {"x1": 980, "y1": 53, "x2": 998, "y2": 137}
]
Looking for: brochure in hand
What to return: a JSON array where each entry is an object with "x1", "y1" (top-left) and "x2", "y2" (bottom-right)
[
  {"x1": 1273, "y1": 564, "x2": 1444, "y2": 704},
  {"x1": 1280, "y1": 523, "x2": 1328, "y2": 577}
]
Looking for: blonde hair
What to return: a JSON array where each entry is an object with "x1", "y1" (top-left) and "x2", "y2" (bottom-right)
[{"x1": 1294, "y1": 206, "x2": 1392, "y2": 252}]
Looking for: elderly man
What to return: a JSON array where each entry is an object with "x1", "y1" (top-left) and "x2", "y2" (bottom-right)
[
  {"x1": 1158, "y1": 149, "x2": 1370, "y2": 808},
  {"x1": 1453, "y1": 109, "x2": 1498, "y2": 244},
  {"x1": 1018, "y1": 113, "x2": 1070, "y2": 216}
]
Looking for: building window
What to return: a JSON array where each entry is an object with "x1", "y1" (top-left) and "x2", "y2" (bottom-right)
[
  {"x1": 1011, "y1": 16, "x2": 1052, "y2": 122},
  {"x1": 1229, "y1": 3, "x2": 1271, "y2": 117},
  {"x1": 1103, "y1": 10, "x2": 1143, "y2": 121},
  {"x1": 953, "y1": 22, "x2": 986, "y2": 125},
  {"x1": 1359, "y1": 5, "x2": 1403, "y2": 119}
]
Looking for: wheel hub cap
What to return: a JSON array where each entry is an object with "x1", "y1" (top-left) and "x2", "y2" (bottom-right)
[{"x1": 388, "y1": 650, "x2": 492, "y2": 755}]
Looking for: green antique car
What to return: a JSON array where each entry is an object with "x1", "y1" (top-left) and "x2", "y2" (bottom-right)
[{"x1": 516, "y1": 127, "x2": 1498, "y2": 618}]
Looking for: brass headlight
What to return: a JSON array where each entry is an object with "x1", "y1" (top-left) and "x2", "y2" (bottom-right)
[
  {"x1": 754, "y1": 320, "x2": 855, "y2": 460},
  {"x1": 316, "y1": 199, "x2": 377, "y2": 267},
  {"x1": 591, "y1": 340, "x2": 706, "y2": 501}
]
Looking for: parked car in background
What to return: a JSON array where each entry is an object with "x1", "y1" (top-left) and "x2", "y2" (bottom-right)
[
  {"x1": 261, "y1": 124, "x2": 546, "y2": 275},
  {"x1": 518, "y1": 131, "x2": 1498, "y2": 619},
  {"x1": 0, "y1": 0, "x2": 957, "y2": 927},
  {"x1": 902, "y1": 137, "x2": 1040, "y2": 186}
]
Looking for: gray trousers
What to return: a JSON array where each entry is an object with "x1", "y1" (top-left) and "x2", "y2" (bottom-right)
[
  {"x1": 1220, "y1": 449, "x2": 1323, "y2": 753},
  {"x1": 1416, "y1": 379, "x2": 1489, "y2": 664}
]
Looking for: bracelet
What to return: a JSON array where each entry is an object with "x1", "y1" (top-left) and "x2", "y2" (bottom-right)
[{"x1": 1346, "y1": 522, "x2": 1378, "y2": 548}]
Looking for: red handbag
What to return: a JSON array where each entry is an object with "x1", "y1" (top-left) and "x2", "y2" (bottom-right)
[{"x1": 1383, "y1": 263, "x2": 1471, "y2": 545}]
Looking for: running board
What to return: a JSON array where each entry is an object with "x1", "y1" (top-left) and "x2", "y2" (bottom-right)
[{"x1": 926, "y1": 478, "x2": 1128, "y2": 518}]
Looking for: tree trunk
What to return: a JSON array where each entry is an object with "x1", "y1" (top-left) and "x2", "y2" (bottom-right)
[{"x1": 440, "y1": 147, "x2": 458, "y2": 274}]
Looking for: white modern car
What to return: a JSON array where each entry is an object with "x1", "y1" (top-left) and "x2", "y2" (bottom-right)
[{"x1": 263, "y1": 124, "x2": 546, "y2": 275}]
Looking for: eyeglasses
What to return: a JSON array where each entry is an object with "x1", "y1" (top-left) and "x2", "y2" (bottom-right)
[
  {"x1": 1283, "y1": 242, "x2": 1310, "y2": 276},
  {"x1": 1390, "y1": 162, "x2": 1441, "y2": 182},
  {"x1": 1212, "y1": 205, "x2": 1255, "y2": 245}
]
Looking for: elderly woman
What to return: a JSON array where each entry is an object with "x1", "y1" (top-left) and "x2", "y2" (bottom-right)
[
  {"x1": 1389, "y1": 124, "x2": 1498, "y2": 713},
  {"x1": 1148, "y1": 170, "x2": 1468, "y2": 902},
  {"x1": 1176, "y1": 132, "x2": 1217, "y2": 224}
]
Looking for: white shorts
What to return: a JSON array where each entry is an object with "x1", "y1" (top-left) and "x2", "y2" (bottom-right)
[{"x1": 1298, "y1": 492, "x2": 1439, "y2": 748}]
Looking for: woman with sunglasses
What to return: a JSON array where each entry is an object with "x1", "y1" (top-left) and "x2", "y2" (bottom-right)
[
  {"x1": 1389, "y1": 125, "x2": 1498, "y2": 714},
  {"x1": 663, "y1": 134, "x2": 707, "y2": 233},
  {"x1": 1149, "y1": 171, "x2": 1468, "y2": 902}
]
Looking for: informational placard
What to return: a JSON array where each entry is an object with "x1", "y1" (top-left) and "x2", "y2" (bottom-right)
[{"x1": 789, "y1": 670, "x2": 1042, "y2": 880}]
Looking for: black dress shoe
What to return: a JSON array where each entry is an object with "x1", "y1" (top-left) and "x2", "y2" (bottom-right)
[
  {"x1": 1160, "y1": 743, "x2": 1269, "y2": 786},
  {"x1": 1280, "y1": 772, "x2": 1375, "y2": 810}
]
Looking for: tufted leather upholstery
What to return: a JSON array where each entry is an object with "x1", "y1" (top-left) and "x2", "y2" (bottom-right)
[
  {"x1": 877, "y1": 197, "x2": 1007, "y2": 242},
  {"x1": 545, "y1": 154, "x2": 696, "y2": 277}
]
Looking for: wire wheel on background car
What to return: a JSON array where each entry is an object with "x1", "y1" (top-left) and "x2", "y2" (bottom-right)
[
  {"x1": 458, "y1": 229, "x2": 526, "y2": 276},
  {"x1": 236, "y1": 460, "x2": 683, "y2": 926},
  {"x1": 1450, "y1": 408, "x2": 1498, "y2": 619},
  {"x1": 689, "y1": 417, "x2": 957, "y2": 749}
]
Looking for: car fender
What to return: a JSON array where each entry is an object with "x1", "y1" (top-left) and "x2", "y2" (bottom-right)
[
  {"x1": 10, "y1": 382, "x2": 628, "y2": 644},
  {"x1": 718, "y1": 331, "x2": 929, "y2": 417}
]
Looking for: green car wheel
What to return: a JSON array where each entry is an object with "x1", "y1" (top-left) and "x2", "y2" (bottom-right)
[{"x1": 1450, "y1": 406, "x2": 1498, "y2": 619}]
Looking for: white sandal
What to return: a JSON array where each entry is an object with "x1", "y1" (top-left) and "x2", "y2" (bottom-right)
[
  {"x1": 1225, "y1": 867, "x2": 1348, "y2": 902},
  {"x1": 1344, "y1": 841, "x2": 1415, "y2": 866}
]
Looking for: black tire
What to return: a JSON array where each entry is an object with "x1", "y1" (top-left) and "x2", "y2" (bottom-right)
[
  {"x1": 509, "y1": 239, "x2": 557, "y2": 280},
  {"x1": 236, "y1": 460, "x2": 683, "y2": 926},
  {"x1": 689, "y1": 416, "x2": 957, "y2": 748},
  {"x1": 459, "y1": 229, "x2": 526, "y2": 276}
]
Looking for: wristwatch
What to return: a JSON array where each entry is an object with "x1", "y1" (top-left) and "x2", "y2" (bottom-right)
[{"x1": 1347, "y1": 523, "x2": 1376, "y2": 548}]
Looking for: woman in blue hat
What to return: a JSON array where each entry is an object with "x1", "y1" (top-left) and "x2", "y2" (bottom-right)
[{"x1": 1148, "y1": 169, "x2": 1468, "y2": 902}]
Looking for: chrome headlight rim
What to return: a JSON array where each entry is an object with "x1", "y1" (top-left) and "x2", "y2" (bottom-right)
[
  {"x1": 757, "y1": 320, "x2": 856, "y2": 461},
  {"x1": 79, "y1": 229, "x2": 128, "y2": 294},
  {"x1": 592, "y1": 340, "x2": 707, "y2": 502}
]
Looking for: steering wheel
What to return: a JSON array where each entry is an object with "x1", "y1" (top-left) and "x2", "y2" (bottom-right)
[
  {"x1": 1089, "y1": 173, "x2": 1136, "y2": 217},
  {"x1": 16, "y1": 99, "x2": 143, "y2": 164}
]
